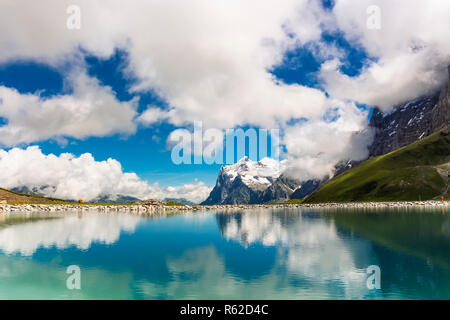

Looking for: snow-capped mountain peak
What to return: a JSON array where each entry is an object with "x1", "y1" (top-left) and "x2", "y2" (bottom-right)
[
  {"x1": 221, "y1": 157, "x2": 284, "y2": 189},
  {"x1": 201, "y1": 157, "x2": 297, "y2": 205}
]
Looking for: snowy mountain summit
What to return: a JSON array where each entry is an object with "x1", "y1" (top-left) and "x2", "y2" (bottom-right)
[
  {"x1": 221, "y1": 157, "x2": 285, "y2": 191},
  {"x1": 202, "y1": 157, "x2": 299, "y2": 205}
]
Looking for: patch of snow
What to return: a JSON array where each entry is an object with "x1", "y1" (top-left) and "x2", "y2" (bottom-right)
[
  {"x1": 400, "y1": 98, "x2": 420, "y2": 112},
  {"x1": 222, "y1": 157, "x2": 286, "y2": 189},
  {"x1": 382, "y1": 109, "x2": 395, "y2": 118}
]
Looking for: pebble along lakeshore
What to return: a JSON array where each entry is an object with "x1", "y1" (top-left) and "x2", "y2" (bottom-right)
[{"x1": 1, "y1": 201, "x2": 449, "y2": 214}]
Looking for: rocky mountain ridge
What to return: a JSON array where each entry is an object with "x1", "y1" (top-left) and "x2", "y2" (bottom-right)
[
  {"x1": 201, "y1": 157, "x2": 302, "y2": 204},
  {"x1": 369, "y1": 66, "x2": 449, "y2": 157}
]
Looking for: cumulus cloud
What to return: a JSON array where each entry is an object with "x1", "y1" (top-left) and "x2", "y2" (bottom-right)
[
  {"x1": 318, "y1": 0, "x2": 450, "y2": 110},
  {"x1": 0, "y1": 71, "x2": 138, "y2": 147},
  {"x1": 143, "y1": 178, "x2": 212, "y2": 204},
  {"x1": 282, "y1": 100, "x2": 373, "y2": 180},
  {"x1": 0, "y1": 0, "x2": 328, "y2": 130},
  {"x1": 137, "y1": 106, "x2": 170, "y2": 126},
  {"x1": 0, "y1": 146, "x2": 212, "y2": 203}
]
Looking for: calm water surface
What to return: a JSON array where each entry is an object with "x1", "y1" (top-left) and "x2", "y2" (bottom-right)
[{"x1": 0, "y1": 207, "x2": 449, "y2": 299}]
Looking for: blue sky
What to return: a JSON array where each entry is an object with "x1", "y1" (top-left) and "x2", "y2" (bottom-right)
[
  {"x1": 0, "y1": 54, "x2": 222, "y2": 186},
  {"x1": 0, "y1": 32, "x2": 371, "y2": 187}
]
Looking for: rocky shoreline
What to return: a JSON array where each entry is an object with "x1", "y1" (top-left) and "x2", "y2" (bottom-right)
[{"x1": 0, "y1": 200, "x2": 449, "y2": 214}]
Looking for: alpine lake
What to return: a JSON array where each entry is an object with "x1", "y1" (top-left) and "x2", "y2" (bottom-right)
[{"x1": 0, "y1": 205, "x2": 449, "y2": 299}]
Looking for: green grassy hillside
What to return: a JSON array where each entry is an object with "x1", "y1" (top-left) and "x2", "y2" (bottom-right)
[
  {"x1": 305, "y1": 126, "x2": 450, "y2": 203},
  {"x1": 0, "y1": 187, "x2": 72, "y2": 204}
]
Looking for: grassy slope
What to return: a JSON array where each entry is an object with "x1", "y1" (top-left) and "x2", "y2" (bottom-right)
[
  {"x1": 0, "y1": 188, "x2": 189, "y2": 206},
  {"x1": 0, "y1": 188, "x2": 72, "y2": 204},
  {"x1": 305, "y1": 126, "x2": 450, "y2": 203},
  {"x1": 164, "y1": 200, "x2": 186, "y2": 206},
  {"x1": 285, "y1": 199, "x2": 304, "y2": 204},
  {"x1": 0, "y1": 188, "x2": 129, "y2": 205}
]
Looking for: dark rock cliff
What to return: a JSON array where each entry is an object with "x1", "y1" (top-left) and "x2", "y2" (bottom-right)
[{"x1": 368, "y1": 66, "x2": 449, "y2": 157}]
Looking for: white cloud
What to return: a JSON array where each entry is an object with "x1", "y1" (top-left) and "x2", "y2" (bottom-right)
[
  {"x1": 0, "y1": 0, "x2": 329, "y2": 130},
  {"x1": 137, "y1": 106, "x2": 170, "y2": 126},
  {"x1": 121, "y1": 0, "x2": 328, "y2": 129},
  {"x1": 319, "y1": 0, "x2": 450, "y2": 110},
  {"x1": 146, "y1": 179, "x2": 212, "y2": 203},
  {"x1": 0, "y1": 71, "x2": 138, "y2": 147},
  {"x1": 0, "y1": 146, "x2": 212, "y2": 203},
  {"x1": 283, "y1": 100, "x2": 373, "y2": 180}
]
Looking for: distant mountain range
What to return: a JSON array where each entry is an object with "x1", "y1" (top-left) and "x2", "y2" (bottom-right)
[
  {"x1": 8, "y1": 186, "x2": 196, "y2": 205},
  {"x1": 91, "y1": 194, "x2": 141, "y2": 204},
  {"x1": 9, "y1": 187, "x2": 141, "y2": 204},
  {"x1": 204, "y1": 65, "x2": 450, "y2": 204}
]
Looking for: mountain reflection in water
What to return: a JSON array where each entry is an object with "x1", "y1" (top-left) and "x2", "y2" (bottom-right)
[{"x1": 0, "y1": 207, "x2": 449, "y2": 299}]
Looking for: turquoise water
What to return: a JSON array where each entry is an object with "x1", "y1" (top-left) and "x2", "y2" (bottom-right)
[{"x1": 0, "y1": 207, "x2": 449, "y2": 300}]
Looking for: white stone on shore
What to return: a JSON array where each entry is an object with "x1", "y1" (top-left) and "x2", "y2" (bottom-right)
[{"x1": 0, "y1": 200, "x2": 449, "y2": 215}]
